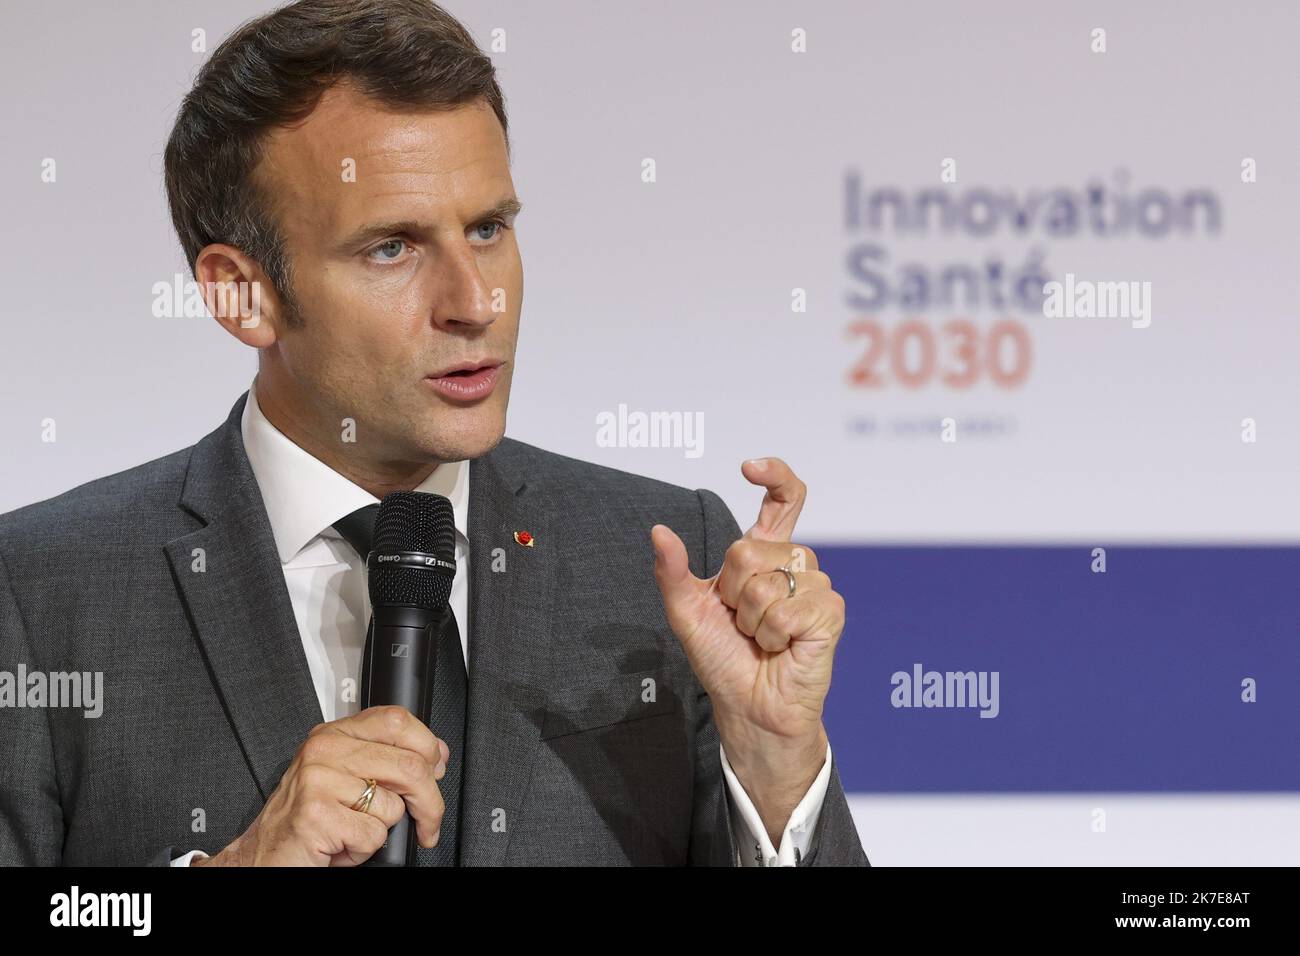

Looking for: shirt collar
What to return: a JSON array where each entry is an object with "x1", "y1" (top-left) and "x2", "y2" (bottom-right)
[{"x1": 240, "y1": 378, "x2": 469, "y2": 565}]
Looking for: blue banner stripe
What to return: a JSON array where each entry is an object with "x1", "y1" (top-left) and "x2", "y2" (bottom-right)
[{"x1": 814, "y1": 546, "x2": 1300, "y2": 792}]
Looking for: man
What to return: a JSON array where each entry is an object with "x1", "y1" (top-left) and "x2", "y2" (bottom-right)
[{"x1": 0, "y1": 0, "x2": 868, "y2": 866}]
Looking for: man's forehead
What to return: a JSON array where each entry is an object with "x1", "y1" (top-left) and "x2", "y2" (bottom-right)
[{"x1": 257, "y1": 84, "x2": 509, "y2": 232}]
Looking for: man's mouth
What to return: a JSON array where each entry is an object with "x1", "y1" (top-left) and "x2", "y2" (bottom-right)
[{"x1": 424, "y1": 360, "x2": 504, "y2": 402}]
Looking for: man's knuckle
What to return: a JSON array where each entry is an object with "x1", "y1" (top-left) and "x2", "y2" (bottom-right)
[
  {"x1": 829, "y1": 590, "x2": 846, "y2": 615},
  {"x1": 768, "y1": 603, "x2": 790, "y2": 630},
  {"x1": 428, "y1": 789, "x2": 446, "y2": 819},
  {"x1": 382, "y1": 706, "x2": 409, "y2": 734},
  {"x1": 299, "y1": 734, "x2": 330, "y2": 763},
  {"x1": 361, "y1": 814, "x2": 388, "y2": 849},
  {"x1": 298, "y1": 762, "x2": 328, "y2": 790},
  {"x1": 298, "y1": 797, "x2": 330, "y2": 830},
  {"x1": 397, "y1": 751, "x2": 426, "y2": 783}
]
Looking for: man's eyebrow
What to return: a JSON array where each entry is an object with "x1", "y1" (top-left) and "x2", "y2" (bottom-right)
[
  {"x1": 337, "y1": 198, "x2": 524, "y2": 250},
  {"x1": 485, "y1": 197, "x2": 524, "y2": 220}
]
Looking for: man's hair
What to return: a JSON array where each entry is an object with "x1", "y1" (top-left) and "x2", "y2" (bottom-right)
[{"x1": 163, "y1": 0, "x2": 509, "y2": 324}]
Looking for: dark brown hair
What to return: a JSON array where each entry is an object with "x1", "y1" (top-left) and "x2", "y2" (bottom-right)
[{"x1": 163, "y1": 0, "x2": 509, "y2": 320}]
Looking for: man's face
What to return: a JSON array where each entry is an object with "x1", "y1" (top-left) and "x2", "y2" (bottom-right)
[{"x1": 255, "y1": 84, "x2": 522, "y2": 466}]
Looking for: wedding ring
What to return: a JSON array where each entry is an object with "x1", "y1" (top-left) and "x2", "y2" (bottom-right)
[
  {"x1": 351, "y1": 777, "x2": 378, "y2": 815},
  {"x1": 777, "y1": 565, "x2": 797, "y2": 599}
]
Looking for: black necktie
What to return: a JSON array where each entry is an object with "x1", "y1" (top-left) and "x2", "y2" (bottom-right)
[
  {"x1": 414, "y1": 607, "x2": 466, "y2": 867},
  {"x1": 332, "y1": 504, "x2": 467, "y2": 866}
]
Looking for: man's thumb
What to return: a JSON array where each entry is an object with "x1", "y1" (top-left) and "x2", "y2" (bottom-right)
[{"x1": 651, "y1": 524, "x2": 698, "y2": 635}]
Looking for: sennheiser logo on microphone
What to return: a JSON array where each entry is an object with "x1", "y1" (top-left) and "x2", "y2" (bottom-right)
[
  {"x1": 367, "y1": 551, "x2": 455, "y2": 573},
  {"x1": 390, "y1": 645, "x2": 409, "y2": 658}
]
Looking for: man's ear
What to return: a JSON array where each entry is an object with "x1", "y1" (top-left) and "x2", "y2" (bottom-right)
[{"x1": 193, "y1": 244, "x2": 285, "y2": 348}]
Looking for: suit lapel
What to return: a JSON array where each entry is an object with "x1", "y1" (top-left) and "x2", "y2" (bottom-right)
[
  {"x1": 164, "y1": 393, "x2": 558, "y2": 858},
  {"x1": 164, "y1": 392, "x2": 324, "y2": 802},
  {"x1": 459, "y1": 443, "x2": 557, "y2": 865}
]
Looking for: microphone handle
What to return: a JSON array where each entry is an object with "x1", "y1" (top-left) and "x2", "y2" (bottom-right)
[{"x1": 358, "y1": 606, "x2": 441, "y2": 867}]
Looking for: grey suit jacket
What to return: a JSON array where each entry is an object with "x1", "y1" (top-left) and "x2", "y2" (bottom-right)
[{"x1": 0, "y1": 392, "x2": 868, "y2": 866}]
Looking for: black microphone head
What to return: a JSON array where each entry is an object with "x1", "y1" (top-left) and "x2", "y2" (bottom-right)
[{"x1": 368, "y1": 491, "x2": 456, "y2": 609}]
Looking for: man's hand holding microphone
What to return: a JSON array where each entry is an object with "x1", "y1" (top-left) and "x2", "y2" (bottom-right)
[{"x1": 193, "y1": 706, "x2": 448, "y2": 866}]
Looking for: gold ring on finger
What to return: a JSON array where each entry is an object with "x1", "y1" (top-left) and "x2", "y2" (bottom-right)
[
  {"x1": 351, "y1": 777, "x2": 378, "y2": 815},
  {"x1": 776, "y1": 565, "x2": 797, "y2": 599}
]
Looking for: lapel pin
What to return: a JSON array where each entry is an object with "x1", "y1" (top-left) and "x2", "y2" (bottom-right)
[{"x1": 513, "y1": 530, "x2": 535, "y2": 547}]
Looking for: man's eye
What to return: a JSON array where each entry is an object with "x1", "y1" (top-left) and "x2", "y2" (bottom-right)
[
  {"x1": 474, "y1": 219, "x2": 507, "y2": 242},
  {"x1": 369, "y1": 239, "x2": 407, "y2": 261}
]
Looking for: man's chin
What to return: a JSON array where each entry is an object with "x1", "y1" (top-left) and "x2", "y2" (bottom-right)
[{"x1": 415, "y1": 413, "x2": 507, "y2": 464}]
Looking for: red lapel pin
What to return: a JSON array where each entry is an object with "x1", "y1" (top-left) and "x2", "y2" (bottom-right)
[{"x1": 513, "y1": 530, "x2": 534, "y2": 547}]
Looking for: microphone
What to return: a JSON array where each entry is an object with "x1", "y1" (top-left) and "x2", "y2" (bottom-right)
[{"x1": 358, "y1": 490, "x2": 456, "y2": 867}]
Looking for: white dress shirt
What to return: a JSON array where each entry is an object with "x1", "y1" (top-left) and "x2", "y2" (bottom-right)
[{"x1": 175, "y1": 379, "x2": 831, "y2": 866}]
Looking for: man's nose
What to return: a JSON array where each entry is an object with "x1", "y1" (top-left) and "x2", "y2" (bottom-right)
[{"x1": 431, "y1": 244, "x2": 501, "y2": 330}]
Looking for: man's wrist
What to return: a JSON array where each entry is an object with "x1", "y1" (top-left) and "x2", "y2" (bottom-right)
[
  {"x1": 717, "y1": 718, "x2": 829, "y2": 841},
  {"x1": 190, "y1": 837, "x2": 239, "y2": 867}
]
